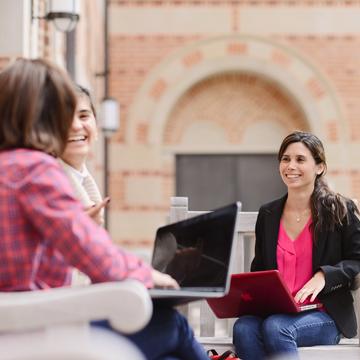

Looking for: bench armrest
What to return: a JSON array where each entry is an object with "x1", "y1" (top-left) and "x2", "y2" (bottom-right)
[{"x1": 0, "y1": 280, "x2": 152, "y2": 334}]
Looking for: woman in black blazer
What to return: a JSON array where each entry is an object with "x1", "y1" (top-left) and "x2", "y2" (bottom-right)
[{"x1": 233, "y1": 131, "x2": 360, "y2": 360}]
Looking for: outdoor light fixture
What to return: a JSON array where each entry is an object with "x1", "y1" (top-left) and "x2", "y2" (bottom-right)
[
  {"x1": 101, "y1": 96, "x2": 120, "y2": 230},
  {"x1": 101, "y1": 98, "x2": 120, "y2": 135},
  {"x1": 46, "y1": 0, "x2": 80, "y2": 32},
  {"x1": 32, "y1": 0, "x2": 80, "y2": 32}
]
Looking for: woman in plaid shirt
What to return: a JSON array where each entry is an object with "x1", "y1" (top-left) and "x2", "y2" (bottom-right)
[{"x1": 0, "y1": 58, "x2": 209, "y2": 360}]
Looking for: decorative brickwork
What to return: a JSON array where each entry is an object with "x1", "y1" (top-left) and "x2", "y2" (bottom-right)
[
  {"x1": 278, "y1": 36, "x2": 360, "y2": 141},
  {"x1": 163, "y1": 72, "x2": 308, "y2": 145},
  {"x1": 182, "y1": 50, "x2": 203, "y2": 68},
  {"x1": 109, "y1": 35, "x2": 202, "y2": 143},
  {"x1": 326, "y1": 121, "x2": 339, "y2": 142},
  {"x1": 107, "y1": 0, "x2": 360, "y2": 248},
  {"x1": 227, "y1": 42, "x2": 248, "y2": 55},
  {"x1": 270, "y1": 49, "x2": 292, "y2": 68},
  {"x1": 136, "y1": 123, "x2": 149, "y2": 143},
  {"x1": 126, "y1": 36, "x2": 342, "y2": 148},
  {"x1": 149, "y1": 78, "x2": 168, "y2": 100},
  {"x1": 306, "y1": 77, "x2": 325, "y2": 100}
]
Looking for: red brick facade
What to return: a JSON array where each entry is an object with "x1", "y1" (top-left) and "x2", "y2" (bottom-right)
[
  {"x1": 105, "y1": 0, "x2": 360, "y2": 247},
  {"x1": 109, "y1": 35, "x2": 201, "y2": 142},
  {"x1": 2, "y1": 1, "x2": 359, "y2": 248}
]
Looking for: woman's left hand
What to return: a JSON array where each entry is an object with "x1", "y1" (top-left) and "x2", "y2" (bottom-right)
[
  {"x1": 294, "y1": 271, "x2": 325, "y2": 303},
  {"x1": 85, "y1": 197, "x2": 110, "y2": 225}
]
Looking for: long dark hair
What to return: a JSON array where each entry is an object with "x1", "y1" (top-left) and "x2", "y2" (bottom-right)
[
  {"x1": 0, "y1": 58, "x2": 77, "y2": 156},
  {"x1": 278, "y1": 131, "x2": 357, "y2": 236}
]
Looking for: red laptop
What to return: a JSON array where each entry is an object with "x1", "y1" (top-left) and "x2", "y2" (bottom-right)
[{"x1": 207, "y1": 270, "x2": 322, "y2": 318}]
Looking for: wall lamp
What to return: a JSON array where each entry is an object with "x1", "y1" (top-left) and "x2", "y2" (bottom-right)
[
  {"x1": 101, "y1": 97, "x2": 120, "y2": 230},
  {"x1": 32, "y1": 0, "x2": 80, "y2": 33},
  {"x1": 101, "y1": 98, "x2": 120, "y2": 136}
]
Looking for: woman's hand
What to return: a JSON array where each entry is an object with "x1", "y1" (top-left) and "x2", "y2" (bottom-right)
[
  {"x1": 85, "y1": 197, "x2": 110, "y2": 225},
  {"x1": 295, "y1": 271, "x2": 325, "y2": 303},
  {"x1": 151, "y1": 269, "x2": 180, "y2": 289}
]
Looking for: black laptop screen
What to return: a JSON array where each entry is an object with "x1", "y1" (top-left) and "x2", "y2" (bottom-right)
[{"x1": 151, "y1": 203, "x2": 238, "y2": 288}]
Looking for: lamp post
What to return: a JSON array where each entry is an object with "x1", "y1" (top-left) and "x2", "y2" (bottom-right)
[
  {"x1": 101, "y1": 99, "x2": 120, "y2": 136},
  {"x1": 32, "y1": 0, "x2": 80, "y2": 33},
  {"x1": 45, "y1": 0, "x2": 80, "y2": 32},
  {"x1": 101, "y1": 0, "x2": 120, "y2": 230},
  {"x1": 31, "y1": 0, "x2": 80, "y2": 77},
  {"x1": 100, "y1": 99, "x2": 120, "y2": 230}
]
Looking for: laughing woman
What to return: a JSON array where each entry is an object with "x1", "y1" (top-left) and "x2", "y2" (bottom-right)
[
  {"x1": 233, "y1": 131, "x2": 360, "y2": 360},
  {"x1": 59, "y1": 85, "x2": 108, "y2": 225}
]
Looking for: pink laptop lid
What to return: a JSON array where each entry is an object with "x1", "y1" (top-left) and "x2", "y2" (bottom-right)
[{"x1": 207, "y1": 270, "x2": 320, "y2": 318}]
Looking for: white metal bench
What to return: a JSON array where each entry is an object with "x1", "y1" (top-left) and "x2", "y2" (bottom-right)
[
  {"x1": 170, "y1": 197, "x2": 360, "y2": 359},
  {"x1": 0, "y1": 280, "x2": 152, "y2": 359}
]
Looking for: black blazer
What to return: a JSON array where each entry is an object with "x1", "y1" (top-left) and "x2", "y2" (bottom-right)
[{"x1": 251, "y1": 195, "x2": 360, "y2": 338}]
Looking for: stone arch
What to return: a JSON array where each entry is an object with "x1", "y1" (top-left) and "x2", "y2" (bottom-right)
[
  {"x1": 163, "y1": 72, "x2": 309, "y2": 151},
  {"x1": 126, "y1": 35, "x2": 345, "y2": 150}
]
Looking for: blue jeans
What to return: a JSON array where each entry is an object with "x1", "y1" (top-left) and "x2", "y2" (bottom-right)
[
  {"x1": 92, "y1": 305, "x2": 208, "y2": 360},
  {"x1": 233, "y1": 311, "x2": 340, "y2": 360}
]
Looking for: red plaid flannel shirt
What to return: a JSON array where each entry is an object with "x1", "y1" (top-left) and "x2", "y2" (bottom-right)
[{"x1": 0, "y1": 149, "x2": 153, "y2": 291}]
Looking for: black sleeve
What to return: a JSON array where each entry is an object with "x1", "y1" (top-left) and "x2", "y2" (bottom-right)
[
  {"x1": 250, "y1": 206, "x2": 266, "y2": 272},
  {"x1": 320, "y1": 204, "x2": 360, "y2": 294}
]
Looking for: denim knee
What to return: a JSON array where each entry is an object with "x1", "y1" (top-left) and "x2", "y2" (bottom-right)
[
  {"x1": 233, "y1": 316, "x2": 266, "y2": 360},
  {"x1": 262, "y1": 315, "x2": 296, "y2": 354},
  {"x1": 174, "y1": 309, "x2": 194, "y2": 337},
  {"x1": 233, "y1": 316, "x2": 262, "y2": 344}
]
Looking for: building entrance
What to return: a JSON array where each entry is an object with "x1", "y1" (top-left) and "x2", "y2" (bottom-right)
[{"x1": 176, "y1": 154, "x2": 286, "y2": 211}]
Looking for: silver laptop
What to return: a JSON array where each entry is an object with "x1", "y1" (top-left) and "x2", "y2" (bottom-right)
[{"x1": 149, "y1": 202, "x2": 241, "y2": 305}]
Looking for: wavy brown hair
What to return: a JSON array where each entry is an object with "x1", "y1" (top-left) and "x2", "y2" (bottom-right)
[
  {"x1": 0, "y1": 58, "x2": 77, "y2": 156},
  {"x1": 278, "y1": 131, "x2": 357, "y2": 237}
]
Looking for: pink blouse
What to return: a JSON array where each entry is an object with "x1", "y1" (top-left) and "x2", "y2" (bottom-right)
[{"x1": 277, "y1": 219, "x2": 321, "y2": 306}]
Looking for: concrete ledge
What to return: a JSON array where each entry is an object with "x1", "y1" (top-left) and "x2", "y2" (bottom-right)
[{"x1": 199, "y1": 336, "x2": 360, "y2": 360}]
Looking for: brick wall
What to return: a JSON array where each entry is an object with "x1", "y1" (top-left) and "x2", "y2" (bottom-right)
[
  {"x1": 164, "y1": 73, "x2": 308, "y2": 145},
  {"x1": 107, "y1": 0, "x2": 360, "y2": 250},
  {"x1": 109, "y1": 35, "x2": 201, "y2": 142},
  {"x1": 278, "y1": 36, "x2": 360, "y2": 141}
]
